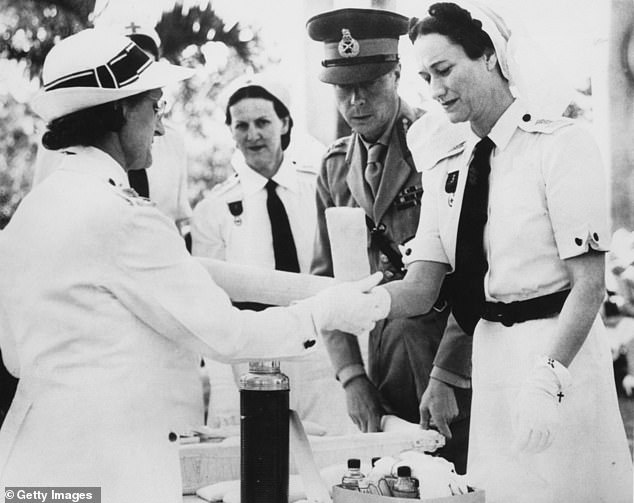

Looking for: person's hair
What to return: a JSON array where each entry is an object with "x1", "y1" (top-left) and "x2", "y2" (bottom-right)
[
  {"x1": 408, "y1": 2, "x2": 495, "y2": 60},
  {"x1": 41, "y1": 91, "x2": 150, "y2": 151},
  {"x1": 127, "y1": 34, "x2": 160, "y2": 61},
  {"x1": 225, "y1": 85, "x2": 293, "y2": 151}
]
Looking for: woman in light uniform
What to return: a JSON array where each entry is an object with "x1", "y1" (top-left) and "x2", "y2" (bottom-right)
[
  {"x1": 192, "y1": 75, "x2": 353, "y2": 434},
  {"x1": 367, "y1": 3, "x2": 632, "y2": 502},
  {"x1": 0, "y1": 29, "x2": 384, "y2": 500}
]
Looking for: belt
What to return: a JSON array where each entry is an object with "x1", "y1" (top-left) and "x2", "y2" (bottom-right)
[{"x1": 481, "y1": 290, "x2": 570, "y2": 327}]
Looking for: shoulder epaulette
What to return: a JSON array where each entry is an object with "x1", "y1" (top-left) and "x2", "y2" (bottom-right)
[
  {"x1": 107, "y1": 180, "x2": 156, "y2": 208},
  {"x1": 291, "y1": 160, "x2": 319, "y2": 176},
  {"x1": 324, "y1": 136, "x2": 351, "y2": 159},
  {"x1": 209, "y1": 173, "x2": 241, "y2": 198},
  {"x1": 518, "y1": 114, "x2": 574, "y2": 134}
]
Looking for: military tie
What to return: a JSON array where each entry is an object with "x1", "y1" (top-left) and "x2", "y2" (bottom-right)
[
  {"x1": 364, "y1": 143, "x2": 384, "y2": 197},
  {"x1": 127, "y1": 168, "x2": 149, "y2": 198},
  {"x1": 265, "y1": 179, "x2": 300, "y2": 273},
  {"x1": 451, "y1": 136, "x2": 495, "y2": 335}
]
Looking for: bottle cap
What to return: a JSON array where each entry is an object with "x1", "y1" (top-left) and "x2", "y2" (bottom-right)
[
  {"x1": 347, "y1": 458, "x2": 361, "y2": 469},
  {"x1": 397, "y1": 465, "x2": 411, "y2": 477}
]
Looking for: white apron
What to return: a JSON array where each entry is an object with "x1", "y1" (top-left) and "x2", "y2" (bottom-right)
[{"x1": 468, "y1": 315, "x2": 633, "y2": 503}]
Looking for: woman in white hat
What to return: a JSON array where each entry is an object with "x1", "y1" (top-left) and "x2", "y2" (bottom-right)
[
  {"x1": 361, "y1": 2, "x2": 632, "y2": 502},
  {"x1": 192, "y1": 75, "x2": 354, "y2": 435},
  {"x1": 0, "y1": 29, "x2": 385, "y2": 500}
]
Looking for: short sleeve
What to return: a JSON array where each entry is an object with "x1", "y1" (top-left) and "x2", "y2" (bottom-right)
[
  {"x1": 191, "y1": 196, "x2": 227, "y2": 260},
  {"x1": 543, "y1": 125, "x2": 609, "y2": 259},
  {"x1": 403, "y1": 168, "x2": 450, "y2": 267}
]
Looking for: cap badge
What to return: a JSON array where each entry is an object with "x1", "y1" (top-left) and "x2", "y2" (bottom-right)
[{"x1": 338, "y1": 29, "x2": 360, "y2": 58}]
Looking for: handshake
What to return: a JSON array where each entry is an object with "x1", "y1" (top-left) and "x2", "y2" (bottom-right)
[{"x1": 308, "y1": 272, "x2": 391, "y2": 336}]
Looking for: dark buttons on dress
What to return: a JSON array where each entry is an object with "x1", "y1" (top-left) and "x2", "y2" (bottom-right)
[
  {"x1": 303, "y1": 339, "x2": 316, "y2": 349},
  {"x1": 404, "y1": 248, "x2": 412, "y2": 256},
  {"x1": 168, "y1": 431, "x2": 178, "y2": 442},
  {"x1": 593, "y1": 232, "x2": 599, "y2": 241},
  {"x1": 575, "y1": 237, "x2": 583, "y2": 246},
  {"x1": 522, "y1": 114, "x2": 531, "y2": 122}
]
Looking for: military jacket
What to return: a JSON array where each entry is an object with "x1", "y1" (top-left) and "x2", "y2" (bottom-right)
[{"x1": 311, "y1": 100, "x2": 472, "y2": 395}]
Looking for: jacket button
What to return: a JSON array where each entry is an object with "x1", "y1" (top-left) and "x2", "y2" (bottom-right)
[
  {"x1": 168, "y1": 431, "x2": 178, "y2": 442},
  {"x1": 404, "y1": 248, "x2": 412, "y2": 256},
  {"x1": 522, "y1": 113, "x2": 531, "y2": 122}
]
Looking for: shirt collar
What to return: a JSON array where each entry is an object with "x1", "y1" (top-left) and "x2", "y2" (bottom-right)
[
  {"x1": 463, "y1": 99, "x2": 523, "y2": 156},
  {"x1": 487, "y1": 99, "x2": 525, "y2": 151},
  {"x1": 62, "y1": 146, "x2": 129, "y2": 187},
  {"x1": 232, "y1": 151, "x2": 299, "y2": 196}
]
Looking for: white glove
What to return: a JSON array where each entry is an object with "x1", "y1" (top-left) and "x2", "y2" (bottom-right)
[
  {"x1": 512, "y1": 355, "x2": 571, "y2": 453},
  {"x1": 310, "y1": 272, "x2": 389, "y2": 336}
]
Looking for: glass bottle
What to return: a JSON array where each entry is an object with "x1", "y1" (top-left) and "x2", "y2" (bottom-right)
[
  {"x1": 341, "y1": 458, "x2": 365, "y2": 491},
  {"x1": 392, "y1": 465, "x2": 419, "y2": 499}
]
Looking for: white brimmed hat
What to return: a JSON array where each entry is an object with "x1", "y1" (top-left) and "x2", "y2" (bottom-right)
[
  {"x1": 31, "y1": 28, "x2": 194, "y2": 123},
  {"x1": 120, "y1": 21, "x2": 161, "y2": 52}
]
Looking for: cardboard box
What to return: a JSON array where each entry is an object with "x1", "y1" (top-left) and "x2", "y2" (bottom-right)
[{"x1": 332, "y1": 485, "x2": 485, "y2": 503}]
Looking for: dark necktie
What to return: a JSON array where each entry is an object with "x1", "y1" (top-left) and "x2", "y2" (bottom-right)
[
  {"x1": 127, "y1": 169, "x2": 149, "y2": 198},
  {"x1": 364, "y1": 143, "x2": 384, "y2": 197},
  {"x1": 265, "y1": 179, "x2": 300, "y2": 273},
  {"x1": 451, "y1": 136, "x2": 495, "y2": 335}
]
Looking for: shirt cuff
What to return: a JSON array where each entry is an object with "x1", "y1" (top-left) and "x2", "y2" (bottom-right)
[
  {"x1": 337, "y1": 364, "x2": 366, "y2": 388},
  {"x1": 430, "y1": 366, "x2": 471, "y2": 389}
]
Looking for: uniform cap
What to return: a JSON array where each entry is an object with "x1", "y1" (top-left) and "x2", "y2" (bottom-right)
[
  {"x1": 31, "y1": 28, "x2": 194, "y2": 122},
  {"x1": 306, "y1": 8, "x2": 409, "y2": 85},
  {"x1": 224, "y1": 72, "x2": 292, "y2": 115}
]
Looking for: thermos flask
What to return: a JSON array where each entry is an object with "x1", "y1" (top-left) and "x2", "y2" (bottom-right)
[{"x1": 240, "y1": 360, "x2": 289, "y2": 503}]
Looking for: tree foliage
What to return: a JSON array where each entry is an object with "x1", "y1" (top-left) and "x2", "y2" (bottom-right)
[
  {"x1": 0, "y1": 0, "x2": 266, "y2": 225},
  {"x1": 0, "y1": 0, "x2": 95, "y2": 79},
  {"x1": 157, "y1": 2, "x2": 255, "y2": 64}
]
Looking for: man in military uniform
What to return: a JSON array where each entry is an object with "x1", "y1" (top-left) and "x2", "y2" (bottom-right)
[{"x1": 307, "y1": 8, "x2": 471, "y2": 472}]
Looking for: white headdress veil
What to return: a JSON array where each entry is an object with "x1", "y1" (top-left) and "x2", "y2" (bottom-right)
[{"x1": 420, "y1": 1, "x2": 574, "y2": 118}]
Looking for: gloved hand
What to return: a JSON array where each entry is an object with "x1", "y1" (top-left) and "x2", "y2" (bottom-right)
[
  {"x1": 512, "y1": 356, "x2": 571, "y2": 453},
  {"x1": 310, "y1": 272, "x2": 390, "y2": 336}
]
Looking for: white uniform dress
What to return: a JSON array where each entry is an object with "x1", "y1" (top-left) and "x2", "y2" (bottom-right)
[
  {"x1": 32, "y1": 121, "x2": 192, "y2": 227},
  {"x1": 407, "y1": 101, "x2": 633, "y2": 503},
  {"x1": 192, "y1": 153, "x2": 354, "y2": 434},
  {"x1": 0, "y1": 146, "x2": 317, "y2": 501}
]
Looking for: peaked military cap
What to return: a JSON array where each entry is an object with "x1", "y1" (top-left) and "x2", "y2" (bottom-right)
[{"x1": 306, "y1": 8, "x2": 409, "y2": 85}]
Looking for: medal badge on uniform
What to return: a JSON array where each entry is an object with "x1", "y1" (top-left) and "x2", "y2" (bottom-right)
[
  {"x1": 445, "y1": 171, "x2": 459, "y2": 207},
  {"x1": 338, "y1": 29, "x2": 360, "y2": 58},
  {"x1": 228, "y1": 200, "x2": 243, "y2": 226}
]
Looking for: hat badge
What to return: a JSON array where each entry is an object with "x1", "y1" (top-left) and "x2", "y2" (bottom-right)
[{"x1": 338, "y1": 29, "x2": 360, "y2": 58}]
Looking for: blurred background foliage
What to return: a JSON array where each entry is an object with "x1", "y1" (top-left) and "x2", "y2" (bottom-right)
[
  {"x1": 0, "y1": 0, "x2": 272, "y2": 227},
  {"x1": 0, "y1": 0, "x2": 594, "y2": 229}
]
